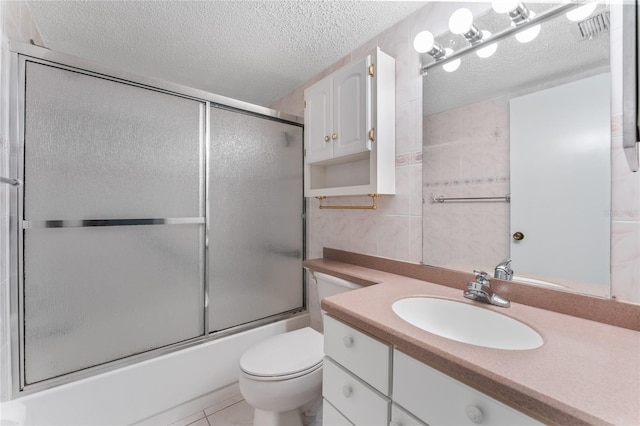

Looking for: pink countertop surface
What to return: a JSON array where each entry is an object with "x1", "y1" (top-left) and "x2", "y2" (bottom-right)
[{"x1": 310, "y1": 261, "x2": 640, "y2": 426}]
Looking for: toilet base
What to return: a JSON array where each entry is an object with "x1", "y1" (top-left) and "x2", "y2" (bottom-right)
[{"x1": 253, "y1": 407, "x2": 302, "y2": 426}]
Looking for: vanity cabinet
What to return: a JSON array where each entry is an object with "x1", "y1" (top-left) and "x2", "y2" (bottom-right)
[
  {"x1": 390, "y1": 403, "x2": 427, "y2": 426},
  {"x1": 393, "y1": 350, "x2": 542, "y2": 426},
  {"x1": 323, "y1": 315, "x2": 392, "y2": 425},
  {"x1": 323, "y1": 315, "x2": 542, "y2": 426},
  {"x1": 304, "y1": 47, "x2": 395, "y2": 197}
]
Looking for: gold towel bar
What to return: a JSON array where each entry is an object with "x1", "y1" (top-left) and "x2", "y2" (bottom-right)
[{"x1": 316, "y1": 194, "x2": 379, "y2": 210}]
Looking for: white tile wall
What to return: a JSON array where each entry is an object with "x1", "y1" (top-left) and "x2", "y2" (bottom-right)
[
  {"x1": 609, "y1": 3, "x2": 640, "y2": 304},
  {"x1": 271, "y1": 4, "x2": 640, "y2": 305},
  {"x1": 270, "y1": 6, "x2": 426, "y2": 264},
  {"x1": 422, "y1": 99, "x2": 510, "y2": 270}
]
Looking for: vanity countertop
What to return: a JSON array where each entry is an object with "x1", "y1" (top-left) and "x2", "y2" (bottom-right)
[{"x1": 306, "y1": 258, "x2": 640, "y2": 426}]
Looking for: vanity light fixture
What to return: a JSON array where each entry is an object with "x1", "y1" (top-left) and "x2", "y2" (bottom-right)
[
  {"x1": 442, "y1": 48, "x2": 461, "y2": 72},
  {"x1": 476, "y1": 30, "x2": 498, "y2": 58},
  {"x1": 413, "y1": 30, "x2": 446, "y2": 60},
  {"x1": 492, "y1": 1, "x2": 541, "y2": 43},
  {"x1": 449, "y1": 8, "x2": 497, "y2": 58},
  {"x1": 416, "y1": 2, "x2": 581, "y2": 75},
  {"x1": 492, "y1": 1, "x2": 530, "y2": 24},
  {"x1": 449, "y1": 8, "x2": 484, "y2": 44},
  {"x1": 514, "y1": 11, "x2": 541, "y2": 43}
]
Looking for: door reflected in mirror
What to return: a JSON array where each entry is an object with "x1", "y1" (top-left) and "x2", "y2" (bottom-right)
[{"x1": 420, "y1": 2, "x2": 612, "y2": 297}]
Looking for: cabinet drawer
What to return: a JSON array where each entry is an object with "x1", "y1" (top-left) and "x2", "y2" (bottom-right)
[
  {"x1": 324, "y1": 315, "x2": 391, "y2": 395},
  {"x1": 323, "y1": 357, "x2": 390, "y2": 426},
  {"x1": 393, "y1": 350, "x2": 542, "y2": 426},
  {"x1": 323, "y1": 399, "x2": 354, "y2": 426},
  {"x1": 391, "y1": 403, "x2": 427, "y2": 426}
]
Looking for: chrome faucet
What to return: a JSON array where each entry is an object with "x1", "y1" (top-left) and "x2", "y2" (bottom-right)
[
  {"x1": 464, "y1": 270, "x2": 510, "y2": 308},
  {"x1": 494, "y1": 258, "x2": 513, "y2": 281}
]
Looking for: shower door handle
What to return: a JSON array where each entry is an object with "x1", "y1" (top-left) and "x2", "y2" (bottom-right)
[{"x1": 0, "y1": 177, "x2": 22, "y2": 186}]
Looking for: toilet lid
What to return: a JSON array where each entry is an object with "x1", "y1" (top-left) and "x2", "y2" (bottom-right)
[{"x1": 240, "y1": 327, "x2": 323, "y2": 378}]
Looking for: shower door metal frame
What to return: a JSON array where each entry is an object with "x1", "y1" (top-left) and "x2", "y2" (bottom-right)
[{"x1": 8, "y1": 41, "x2": 305, "y2": 397}]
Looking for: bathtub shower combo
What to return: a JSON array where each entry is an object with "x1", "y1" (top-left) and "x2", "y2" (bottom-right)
[{"x1": 3, "y1": 42, "x2": 305, "y2": 422}]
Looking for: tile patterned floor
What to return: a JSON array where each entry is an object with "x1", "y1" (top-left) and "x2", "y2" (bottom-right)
[
  {"x1": 168, "y1": 395, "x2": 322, "y2": 426},
  {"x1": 168, "y1": 395, "x2": 252, "y2": 426}
]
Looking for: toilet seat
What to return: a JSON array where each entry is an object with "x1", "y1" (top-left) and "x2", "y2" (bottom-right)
[{"x1": 240, "y1": 327, "x2": 323, "y2": 382}]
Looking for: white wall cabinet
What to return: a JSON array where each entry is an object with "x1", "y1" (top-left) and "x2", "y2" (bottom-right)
[
  {"x1": 305, "y1": 55, "x2": 371, "y2": 164},
  {"x1": 323, "y1": 316, "x2": 543, "y2": 426},
  {"x1": 304, "y1": 47, "x2": 395, "y2": 197}
]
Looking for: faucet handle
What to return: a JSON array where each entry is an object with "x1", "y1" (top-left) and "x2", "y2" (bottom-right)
[{"x1": 473, "y1": 270, "x2": 490, "y2": 281}]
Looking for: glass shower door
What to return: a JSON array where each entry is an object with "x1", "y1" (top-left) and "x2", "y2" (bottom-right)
[
  {"x1": 21, "y1": 60, "x2": 206, "y2": 385},
  {"x1": 208, "y1": 107, "x2": 304, "y2": 331}
]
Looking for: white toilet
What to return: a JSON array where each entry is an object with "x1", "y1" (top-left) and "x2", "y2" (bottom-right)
[{"x1": 238, "y1": 271, "x2": 361, "y2": 426}]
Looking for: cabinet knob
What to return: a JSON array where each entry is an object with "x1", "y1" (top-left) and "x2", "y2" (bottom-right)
[
  {"x1": 465, "y1": 405, "x2": 484, "y2": 424},
  {"x1": 342, "y1": 336, "x2": 354, "y2": 348},
  {"x1": 324, "y1": 135, "x2": 330, "y2": 142},
  {"x1": 513, "y1": 231, "x2": 525, "y2": 241},
  {"x1": 342, "y1": 385, "x2": 353, "y2": 398},
  {"x1": 332, "y1": 133, "x2": 338, "y2": 140}
]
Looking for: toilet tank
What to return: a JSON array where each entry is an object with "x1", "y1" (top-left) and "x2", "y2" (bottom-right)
[
  {"x1": 308, "y1": 271, "x2": 362, "y2": 332},
  {"x1": 313, "y1": 272, "x2": 362, "y2": 300}
]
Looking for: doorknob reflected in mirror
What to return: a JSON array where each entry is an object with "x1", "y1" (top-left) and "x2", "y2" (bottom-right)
[{"x1": 513, "y1": 232, "x2": 525, "y2": 241}]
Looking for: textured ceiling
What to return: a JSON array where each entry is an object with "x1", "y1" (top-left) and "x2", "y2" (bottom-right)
[
  {"x1": 422, "y1": 3, "x2": 610, "y2": 115},
  {"x1": 27, "y1": 1, "x2": 427, "y2": 107}
]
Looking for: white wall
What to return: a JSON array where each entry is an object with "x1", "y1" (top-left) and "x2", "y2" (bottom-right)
[
  {"x1": 422, "y1": 99, "x2": 510, "y2": 270},
  {"x1": 271, "y1": 5, "x2": 430, "y2": 264},
  {"x1": 609, "y1": 3, "x2": 640, "y2": 304},
  {"x1": 271, "y1": 3, "x2": 640, "y2": 305},
  {"x1": 510, "y1": 73, "x2": 611, "y2": 295}
]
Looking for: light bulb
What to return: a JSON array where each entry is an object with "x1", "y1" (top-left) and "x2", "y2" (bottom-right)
[
  {"x1": 413, "y1": 31, "x2": 435, "y2": 53},
  {"x1": 514, "y1": 11, "x2": 540, "y2": 43},
  {"x1": 566, "y1": 2, "x2": 597, "y2": 22},
  {"x1": 449, "y1": 8, "x2": 474, "y2": 35},
  {"x1": 476, "y1": 31, "x2": 497, "y2": 58},
  {"x1": 491, "y1": 0, "x2": 521, "y2": 14},
  {"x1": 442, "y1": 48, "x2": 461, "y2": 72}
]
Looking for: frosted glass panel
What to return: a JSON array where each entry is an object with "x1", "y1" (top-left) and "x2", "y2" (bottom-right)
[
  {"x1": 24, "y1": 61, "x2": 204, "y2": 221},
  {"x1": 208, "y1": 108, "x2": 303, "y2": 331},
  {"x1": 23, "y1": 225, "x2": 204, "y2": 384}
]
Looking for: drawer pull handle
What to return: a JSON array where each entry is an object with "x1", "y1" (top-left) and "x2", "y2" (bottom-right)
[
  {"x1": 342, "y1": 336, "x2": 354, "y2": 348},
  {"x1": 465, "y1": 405, "x2": 484, "y2": 424},
  {"x1": 342, "y1": 385, "x2": 353, "y2": 398}
]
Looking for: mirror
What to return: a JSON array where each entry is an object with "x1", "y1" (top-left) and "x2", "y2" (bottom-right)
[{"x1": 421, "y1": 2, "x2": 612, "y2": 297}]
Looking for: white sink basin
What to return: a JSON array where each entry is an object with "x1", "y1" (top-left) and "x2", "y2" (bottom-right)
[{"x1": 392, "y1": 297, "x2": 543, "y2": 350}]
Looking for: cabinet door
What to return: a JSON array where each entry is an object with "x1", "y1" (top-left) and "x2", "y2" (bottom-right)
[
  {"x1": 304, "y1": 79, "x2": 332, "y2": 164},
  {"x1": 332, "y1": 55, "x2": 372, "y2": 158},
  {"x1": 323, "y1": 399, "x2": 354, "y2": 426},
  {"x1": 323, "y1": 357, "x2": 390, "y2": 426},
  {"x1": 393, "y1": 350, "x2": 542, "y2": 426},
  {"x1": 324, "y1": 315, "x2": 391, "y2": 395},
  {"x1": 391, "y1": 403, "x2": 427, "y2": 426}
]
